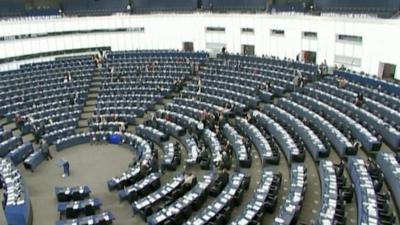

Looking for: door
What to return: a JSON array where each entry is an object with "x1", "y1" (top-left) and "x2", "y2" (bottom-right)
[
  {"x1": 205, "y1": 42, "x2": 226, "y2": 58},
  {"x1": 182, "y1": 42, "x2": 194, "y2": 52},
  {"x1": 242, "y1": 45, "x2": 255, "y2": 56},
  {"x1": 379, "y1": 62, "x2": 396, "y2": 80},
  {"x1": 302, "y1": 50, "x2": 317, "y2": 64}
]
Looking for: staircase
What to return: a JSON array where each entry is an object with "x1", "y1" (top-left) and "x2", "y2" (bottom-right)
[{"x1": 76, "y1": 70, "x2": 102, "y2": 133}]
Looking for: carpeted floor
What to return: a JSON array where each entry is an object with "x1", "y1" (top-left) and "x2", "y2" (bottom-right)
[{"x1": 3, "y1": 143, "x2": 144, "y2": 225}]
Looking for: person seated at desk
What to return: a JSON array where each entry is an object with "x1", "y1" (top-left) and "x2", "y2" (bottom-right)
[
  {"x1": 257, "y1": 83, "x2": 264, "y2": 92},
  {"x1": 365, "y1": 158, "x2": 379, "y2": 176},
  {"x1": 302, "y1": 117, "x2": 309, "y2": 127},
  {"x1": 215, "y1": 125, "x2": 223, "y2": 140},
  {"x1": 334, "y1": 160, "x2": 345, "y2": 177},
  {"x1": 197, "y1": 78, "x2": 202, "y2": 93},
  {"x1": 221, "y1": 151, "x2": 231, "y2": 170},
  {"x1": 113, "y1": 114, "x2": 119, "y2": 122},
  {"x1": 351, "y1": 138, "x2": 361, "y2": 153},
  {"x1": 354, "y1": 93, "x2": 364, "y2": 107},
  {"x1": 15, "y1": 113, "x2": 25, "y2": 130},
  {"x1": 165, "y1": 114, "x2": 172, "y2": 122},
  {"x1": 395, "y1": 154, "x2": 400, "y2": 164},
  {"x1": 196, "y1": 121, "x2": 204, "y2": 134},
  {"x1": 217, "y1": 169, "x2": 229, "y2": 185},
  {"x1": 338, "y1": 78, "x2": 348, "y2": 88},
  {"x1": 213, "y1": 147, "x2": 223, "y2": 167},
  {"x1": 213, "y1": 111, "x2": 220, "y2": 124},
  {"x1": 73, "y1": 91, "x2": 80, "y2": 105},
  {"x1": 140, "y1": 159, "x2": 151, "y2": 177},
  {"x1": 198, "y1": 146, "x2": 208, "y2": 162},
  {"x1": 41, "y1": 139, "x2": 53, "y2": 160},
  {"x1": 119, "y1": 123, "x2": 126, "y2": 134},
  {"x1": 107, "y1": 113, "x2": 115, "y2": 122},
  {"x1": 208, "y1": 113, "x2": 216, "y2": 128},
  {"x1": 245, "y1": 112, "x2": 252, "y2": 122},
  {"x1": 173, "y1": 142, "x2": 181, "y2": 152},
  {"x1": 266, "y1": 81, "x2": 272, "y2": 92},
  {"x1": 92, "y1": 113, "x2": 100, "y2": 124},
  {"x1": 64, "y1": 74, "x2": 69, "y2": 83},
  {"x1": 69, "y1": 93, "x2": 75, "y2": 106},
  {"x1": 243, "y1": 138, "x2": 251, "y2": 152},
  {"x1": 210, "y1": 169, "x2": 229, "y2": 196},
  {"x1": 101, "y1": 115, "x2": 107, "y2": 124},
  {"x1": 224, "y1": 103, "x2": 234, "y2": 118},
  {"x1": 183, "y1": 172, "x2": 196, "y2": 190}
]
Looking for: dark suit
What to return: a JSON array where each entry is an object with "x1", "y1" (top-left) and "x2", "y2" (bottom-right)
[{"x1": 218, "y1": 171, "x2": 229, "y2": 185}]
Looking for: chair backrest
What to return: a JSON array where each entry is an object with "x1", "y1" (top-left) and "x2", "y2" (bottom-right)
[
  {"x1": 65, "y1": 207, "x2": 76, "y2": 219},
  {"x1": 72, "y1": 191, "x2": 83, "y2": 201},
  {"x1": 98, "y1": 219, "x2": 108, "y2": 225},
  {"x1": 84, "y1": 204, "x2": 95, "y2": 216}
]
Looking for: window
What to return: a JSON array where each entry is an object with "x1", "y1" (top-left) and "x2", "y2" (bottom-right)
[
  {"x1": 127, "y1": 27, "x2": 145, "y2": 33},
  {"x1": 302, "y1": 31, "x2": 317, "y2": 39},
  {"x1": 0, "y1": 27, "x2": 145, "y2": 42},
  {"x1": 334, "y1": 55, "x2": 362, "y2": 67},
  {"x1": 271, "y1": 29, "x2": 285, "y2": 36},
  {"x1": 336, "y1": 34, "x2": 362, "y2": 44},
  {"x1": 205, "y1": 27, "x2": 225, "y2": 32},
  {"x1": 241, "y1": 28, "x2": 254, "y2": 34}
]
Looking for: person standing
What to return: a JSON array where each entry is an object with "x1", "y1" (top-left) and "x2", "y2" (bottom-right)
[
  {"x1": 183, "y1": 172, "x2": 196, "y2": 190},
  {"x1": 15, "y1": 113, "x2": 25, "y2": 130},
  {"x1": 197, "y1": 78, "x2": 202, "y2": 93},
  {"x1": 69, "y1": 93, "x2": 75, "y2": 106},
  {"x1": 68, "y1": 72, "x2": 72, "y2": 83},
  {"x1": 74, "y1": 91, "x2": 80, "y2": 105},
  {"x1": 63, "y1": 160, "x2": 70, "y2": 177},
  {"x1": 292, "y1": 73, "x2": 300, "y2": 91},
  {"x1": 119, "y1": 123, "x2": 126, "y2": 134},
  {"x1": 41, "y1": 139, "x2": 53, "y2": 160},
  {"x1": 32, "y1": 125, "x2": 40, "y2": 144},
  {"x1": 352, "y1": 138, "x2": 361, "y2": 153}
]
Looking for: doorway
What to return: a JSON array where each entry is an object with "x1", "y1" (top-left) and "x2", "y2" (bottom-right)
[
  {"x1": 302, "y1": 50, "x2": 317, "y2": 64},
  {"x1": 241, "y1": 45, "x2": 255, "y2": 56},
  {"x1": 205, "y1": 42, "x2": 226, "y2": 57},
  {"x1": 379, "y1": 62, "x2": 396, "y2": 80},
  {"x1": 182, "y1": 42, "x2": 194, "y2": 52}
]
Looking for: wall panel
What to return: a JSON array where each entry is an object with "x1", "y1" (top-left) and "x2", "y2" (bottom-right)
[{"x1": 0, "y1": 14, "x2": 399, "y2": 79}]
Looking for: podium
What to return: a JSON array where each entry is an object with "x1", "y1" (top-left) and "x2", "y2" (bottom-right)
[{"x1": 57, "y1": 159, "x2": 70, "y2": 177}]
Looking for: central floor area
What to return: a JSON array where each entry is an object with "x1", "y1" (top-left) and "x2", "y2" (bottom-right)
[
  {"x1": 0, "y1": 140, "x2": 361, "y2": 225},
  {"x1": 20, "y1": 144, "x2": 139, "y2": 225}
]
